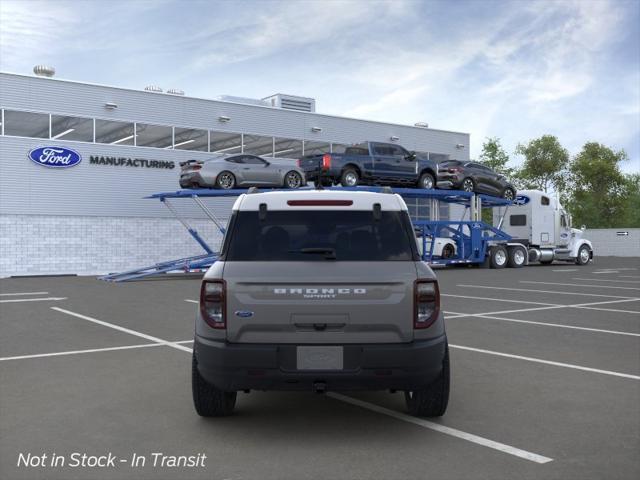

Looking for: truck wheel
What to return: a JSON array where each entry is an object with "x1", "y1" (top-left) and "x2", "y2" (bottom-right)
[
  {"x1": 576, "y1": 245, "x2": 591, "y2": 265},
  {"x1": 490, "y1": 245, "x2": 508, "y2": 269},
  {"x1": 340, "y1": 168, "x2": 359, "y2": 187},
  {"x1": 418, "y1": 172, "x2": 435, "y2": 190},
  {"x1": 192, "y1": 354, "x2": 237, "y2": 417},
  {"x1": 507, "y1": 246, "x2": 526, "y2": 268},
  {"x1": 405, "y1": 344, "x2": 449, "y2": 417}
]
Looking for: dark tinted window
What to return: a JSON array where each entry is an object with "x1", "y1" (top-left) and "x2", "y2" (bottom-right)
[
  {"x1": 439, "y1": 160, "x2": 463, "y2": 168},
  {"x1": 541, "y1": 196, "x2": 550, "y2": 206},
  {"x1": 510, "y1": 215, "x2": 527, "y2": 226},
  {"x1": 226, "y1": 156, "x2": 244, "y2": 164},
  {"x1": 243, "y1": 155, "x2": 266, "y2": 165},
  {"x1": 345, "y1": 147, "x2": 370, "y2": 156},
  {"x1": 225, "y1": 210, "x2": 417, "y2": 261}
]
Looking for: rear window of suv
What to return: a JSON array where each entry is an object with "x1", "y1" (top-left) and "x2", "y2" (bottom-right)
[{"x1": 224, "y1": 210, "x2": 418, "y2": 261}]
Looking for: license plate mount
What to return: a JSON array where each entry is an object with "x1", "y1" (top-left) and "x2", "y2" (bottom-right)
[{"x1": 296, "y1": 346, "x2": 343, "y2": 370}]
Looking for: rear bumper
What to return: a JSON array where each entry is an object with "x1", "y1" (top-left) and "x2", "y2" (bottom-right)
[
  {"x1": 194, "y1": 334, "x2": 447, "y2": 392},
  {"x1": 179, "y1": 172, "x2": 208, "y2": 188}
]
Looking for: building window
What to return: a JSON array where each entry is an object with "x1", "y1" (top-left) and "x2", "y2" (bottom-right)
[
  {"x1": 173, "y1": 127, "x2": 208, "y2": 151},
  {"x1": 3, "y1": 110, "x2": 49, "y2": 138},
  {"x1": 273, "y1": 137, "x2": 303, "y2": 159},
  {"x1": 303, "y1": 140, "x2": 330, "y2": 156},
  {"x1": 51, "y1": 114, "x2": 93, "y2": 142},
  {"x1": 135, "y1": 123, "x2": 173, "y2": 148},
  {"x1": 243, "y1": 134, "x2": 274, "y2": 156},
  {"x1": 210, "y1": 131, "x2": 243, "y2": 154},
  {"x1": 95, "y1": 119, "x2": 135, "y2": 145}
]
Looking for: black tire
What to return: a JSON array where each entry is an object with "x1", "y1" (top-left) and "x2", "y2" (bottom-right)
[
  {"x1": 507, "y1": 246, "x2": 526, "y2": 268},
  {"x1": 489, "y1": 245, "x2": 508, "y2": 269},
  {"x1": 442, "y1": 243, "x2": 455, "y2": 259},
  {"x1": 340, "y1": 168, "x2": 359, "y2": 187},
  {"x1": 192, "y1": 354, "x2": 237, "y2": 417},
  {"x1": 575, "y1": 245, "x2": 591, "y2": 265},
  {"x1": 461, "y1": 177, "x2": 475, "y2": 192},
  {"x1": 216, "y1": 171, "x2": 236, "y2": 190},
  {"x1": 284, "y1": 170, "x2": 303, "y2": 189},
  {"x1": 405, "y1": 344, "x2": 450, "y2": 417},
  {"x1": 318, "y1": 178, "x2": 333, "y2": 187},
  {"x1": 418, "y1": 172, "x2": 435, "y2": 190},
  {"x1": 502, "y1": 187, "x2": 515, "y2": 201}
]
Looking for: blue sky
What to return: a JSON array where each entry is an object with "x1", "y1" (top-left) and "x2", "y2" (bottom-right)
[{"x1": 1, "y1": 0, "x2": 638, "y2": 172}]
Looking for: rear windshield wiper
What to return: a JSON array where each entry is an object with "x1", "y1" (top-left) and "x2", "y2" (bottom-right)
[{"x1": 288, "y1": 247, "x2": 337, "y2": 260}]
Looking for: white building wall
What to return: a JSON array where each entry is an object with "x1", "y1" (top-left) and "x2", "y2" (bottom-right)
[
  {"x1": 585, "y1": 228, "x2": 640, "y2": 257},
  {"x1": 0, "y1": 215, "x2": 225, "y2": 277}
]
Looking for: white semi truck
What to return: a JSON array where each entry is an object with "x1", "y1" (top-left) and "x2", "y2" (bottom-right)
[{"x1": 493, "y1": 190, "x2": 593, "y2": 266}]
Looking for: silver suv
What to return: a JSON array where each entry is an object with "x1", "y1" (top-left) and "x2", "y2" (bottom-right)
[{"x1": 192, "y1": 189, "x2": 449, "y2": 417}]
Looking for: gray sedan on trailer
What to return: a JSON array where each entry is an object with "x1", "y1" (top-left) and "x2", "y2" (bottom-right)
[{"x1": 179, "y1": 154, "x2": 306, "y2": 189}]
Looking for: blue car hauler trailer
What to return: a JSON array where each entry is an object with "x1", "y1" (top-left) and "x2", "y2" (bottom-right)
[{"x1": 100, "y1": 186, "x2": 515, "y2": 282}]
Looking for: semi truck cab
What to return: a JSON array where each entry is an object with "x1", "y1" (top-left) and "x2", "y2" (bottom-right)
[{"x1": 495, "y1": 190, "x2": 593, "y2": 265}]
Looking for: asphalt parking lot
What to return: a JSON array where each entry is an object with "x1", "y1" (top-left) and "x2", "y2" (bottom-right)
[{"x1": 1, "y1": 257, "x2": 639, "y2": 480}]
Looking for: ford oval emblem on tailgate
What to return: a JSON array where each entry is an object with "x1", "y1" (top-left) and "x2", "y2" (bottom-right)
[
  {"x1": 235, "y1": 311, "x2": 254, "y2": 318},
  {"x1": 28, "y1": 146, "x2": 82, "y2": 168}
]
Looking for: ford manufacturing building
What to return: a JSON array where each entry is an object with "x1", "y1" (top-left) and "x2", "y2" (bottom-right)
[{"x1": 0, "y1": 69, "x2": 470, "y2": 277}]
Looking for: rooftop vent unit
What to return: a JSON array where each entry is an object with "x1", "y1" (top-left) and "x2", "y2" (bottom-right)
[
  {"x1": 216, "y1": 95, "x2": 270, "y2": 107},
  {"x1": 414, "y1": 122, "x2": 429, "y2": 128},
  {"x1": 144, "y1": 85, "x2": 163, "y2": 93},
  {"x1": 167, "y1": 88, "x2": 185, "y2": 96},
  {"x1": 262, "y1": 94, "x2": 316, "y2": 113},
  {"x1": 33, "y1": 65, "x2": 55, "y2": 77}
]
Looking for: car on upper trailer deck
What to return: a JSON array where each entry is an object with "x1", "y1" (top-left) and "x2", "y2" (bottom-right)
[
  {"x1": 298, "y1": 142, "x2": 439, "y2": 190},
  {"x1": 179, "y1": 154, "x2": 306, "y2": 190},
  {"x1": 437, "y1": 160, "x2": 516, "y2": 200}
]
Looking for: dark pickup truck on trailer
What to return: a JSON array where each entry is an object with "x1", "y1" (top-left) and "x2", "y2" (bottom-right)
[{"x1": 298, "y1": 142, "x2": 439, "y2": 189}]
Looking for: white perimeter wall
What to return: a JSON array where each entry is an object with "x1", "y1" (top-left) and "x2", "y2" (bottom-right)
[
  {"x1": 585, "y1": 228, "x2": 640, "y2": 258},
  {"x1": 0, "y1": 215, "x2": 225, "y2": 277}
]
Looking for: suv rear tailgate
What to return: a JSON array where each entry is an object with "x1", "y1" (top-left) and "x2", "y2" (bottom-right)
[{"x1": 223, "y1": 261, "x2": 417, "y2": 344}]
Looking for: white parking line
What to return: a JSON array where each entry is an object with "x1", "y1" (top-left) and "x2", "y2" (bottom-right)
[
  {"x1": 620, "y1": 275, "x2": 640, "y2": 279},
  {"x1": 442, "y1": 294, "x2": 557, "y2": 306},
  {"x1": 450, "y1": 344, "x2": 640, "y2": 380},
  {"x1": 185, "y1": 299, "x2": 198, "y2": 304},
  {"x1": 520, "y1": 281, "x2": 640, "y2": 291},
  {"x1": 572, "y1": 278, "x2": 640, "y2": 284},
  {"x1": 446, "y1": 313, "x2": 640, "y2": 337},
  {"x1": 593, "y1": 270, "x2": 620, "y2": 274},
  {"x1": 327, "y1": 393, "x2": 553, "y2": 464},
  {"x1": 456, "y1": 284, "x2": 636, "y2": 299},
  {"x1": 0, "y1": 291, "x2": 49, "y2": 296},
  {"x1": 51, "y1": 307, "x2": 193, "y2": 353},
  {"x1": 0, "y1": 341, "x2": 195, "y2": 362},
  {"x1": 0, "y1": 297, "x2": 67, "y2": 303},
  {"x1": 552, "y1": 269, "x2": 578, "y2": 272}
]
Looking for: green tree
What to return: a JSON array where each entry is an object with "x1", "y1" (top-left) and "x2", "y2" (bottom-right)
[
  {"x1": 479, "y1": 137, "x2": 514, "y2": 177},
  {"x1": 619, "y1": 174, "x2": 640, "y2": 227},
  {"x1": 515, "y1": 135, "x2": 569, "y2": 193},
  {"x1": 566, "y1": 142, "x2": 629, "y2": 228}
]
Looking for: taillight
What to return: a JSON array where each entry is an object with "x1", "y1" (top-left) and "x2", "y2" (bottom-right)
[
  {"x1": 192, "y1": 165, "x2": 202, "y2": 171},
  {"x1": 200, "y1": 280, "x2": 226, "y2": 329},
  {"x1": 297, "y1": 159, "x2": 301, "y2": 167},
  {"x1": 448, "y1": 167, "x2": 461, "y2": 173},
  {"x1": 414, "y1": 280, "x2": 440, "y2": 329},
  {"x1": 322, "y1": 154, "x2": 331, "y2": 170}
]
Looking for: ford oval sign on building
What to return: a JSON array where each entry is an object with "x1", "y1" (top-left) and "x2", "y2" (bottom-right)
[{"x1": 28, "y1": 146, "x2": 82, "y2": 168}]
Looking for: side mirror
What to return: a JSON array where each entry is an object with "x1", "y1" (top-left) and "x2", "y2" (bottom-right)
[
  {"x1": 406, "y1": 151, "x2": 417, "y2": 161},
  {"x1": 264, "y1": 161, "x2": 270, "y2": 166},
  {"x1": 581, "y1": 225, "x2": 586, "y2": 231}
]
